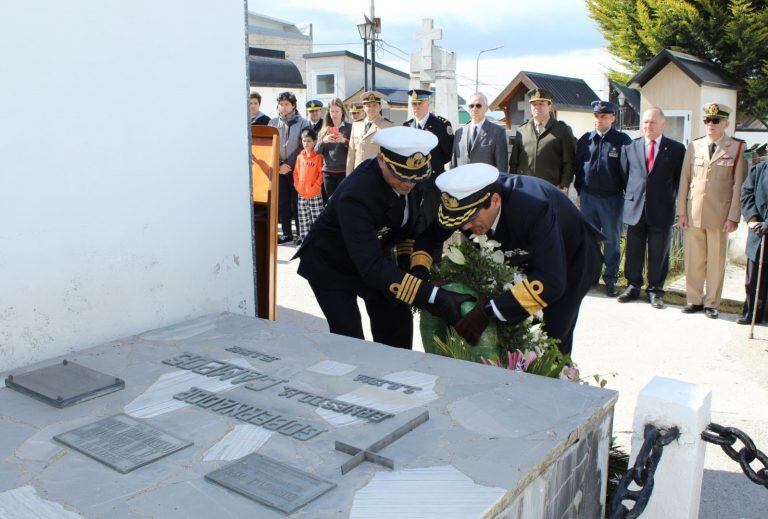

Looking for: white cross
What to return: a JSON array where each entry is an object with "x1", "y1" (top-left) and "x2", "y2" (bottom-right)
[{"x1": 414, "y1": 18, "x2": 442, "y2": 69}]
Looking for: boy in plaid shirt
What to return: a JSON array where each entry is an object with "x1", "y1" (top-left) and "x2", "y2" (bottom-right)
[{"x1": 294, "y1": 128, "x2": 324, "y2": 243}]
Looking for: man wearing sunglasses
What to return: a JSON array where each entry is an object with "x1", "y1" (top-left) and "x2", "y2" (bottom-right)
[
  {"x1": 295, "y1": 127, "x2": 473, "y2": 349},
  {"x1": 677, "y1": 103, "x2": 747, "y2": 319},
  {"x1": 451, "y1": 93, "x2": 508, "y2": 172}
]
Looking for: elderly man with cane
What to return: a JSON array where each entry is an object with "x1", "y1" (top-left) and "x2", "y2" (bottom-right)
[{"x1": 738, "y1": 159, "x2": 768, "y2": 332}]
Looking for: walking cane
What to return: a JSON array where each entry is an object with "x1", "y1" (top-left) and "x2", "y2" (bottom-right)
[{"x1": 749, "y1": 234, "x2": 766, "y2": 339}]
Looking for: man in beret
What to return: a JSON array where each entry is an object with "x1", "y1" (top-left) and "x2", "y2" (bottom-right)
[
  {"x1": 346, "y1": 91, "x2": 395, "y2": 173},
  {"x1": 509, "y1": 89, "x2": 576, "y2": 193},
  {"x1": 410, "y1": 163, "x2": 603, "y2": 355},
  {"x1": 296, "y1": 127, "x2": 472, "y2": 349},
  {"x1": 574, "y1": 100, "x2": 632, "y2": 297},
  {"x1": 404, "y1": 89, "x2": 454, "y2": 232},
  {"x1": 306, "y1": 99, "x2": 324, "y2": 133},
  {"x1": 677, "y1": 103, "x2": 747, "y2": 319}
]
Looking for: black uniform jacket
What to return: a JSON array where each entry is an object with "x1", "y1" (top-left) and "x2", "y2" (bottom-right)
[
  {"x1": 296, "y1": 158, "x2": 430, "y2": 306},
  {"x1": 741, "y1": 161, "x2": 768, "y2": 262},
  {"x1": 414, "y1": 174, "x2": 603, "y2": 324},
  {"x1": 574, "y1": 127, "x2": 632, "y2": 197},
  {"x1": 404, "y1": 113, "x2": 454, "y2": 175}
]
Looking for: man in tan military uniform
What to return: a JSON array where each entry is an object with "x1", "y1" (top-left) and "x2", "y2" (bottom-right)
[
  {"x1": 346, "y1": 91, "x2": 394, "y2": 173},
  {"x1": 509, "y1": 88, "x2": 576, "y2": 193},
  {"x1": 677, "y1": 103, "x2": 747, "y2": 318}
]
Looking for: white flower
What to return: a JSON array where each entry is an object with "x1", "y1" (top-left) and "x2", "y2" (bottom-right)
[
  {"x1": 445, "y1": 247, "x2": 466, "y2": 265},
  {"x1": 502, "y1": 282, "x2": 514, "y2": 292},
  {"x1": 472, "y1": 234, "x2": 487, "y2": 246},
  {"x1": 534, "y1": 310, "x2": 544, "y2": 320},
  {"x1": 492, "y1": 250, "x2": 505, "y2": 264},
  {"x1": 512, "y1": 272, "x2": 525, "y2": 285},
  {"x1": 486, "y1": 240, "x2": 502, "y2": 249},
  {"x1": 530, "y1": 323, "x2": 542, "y2": 341}
]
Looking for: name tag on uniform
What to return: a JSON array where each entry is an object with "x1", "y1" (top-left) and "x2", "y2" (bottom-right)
[{"x1": 608, "y1": 149, "x2": 619, "y2": 158}]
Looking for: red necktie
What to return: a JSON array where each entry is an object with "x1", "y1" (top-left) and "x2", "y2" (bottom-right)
[{"x1": 646, "y1": 139, "x2": 656, "y2": 173}]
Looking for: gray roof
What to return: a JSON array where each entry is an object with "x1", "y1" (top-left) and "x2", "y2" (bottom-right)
[
  {"x1": 376, "y1": 87, "x2": 466, "y2": 106},
  {"x1": 521, "y1": 72, "x2": 599, "y2": 110},
  {"x1": 610, "y1": 80, "x2": 640, "y2": 112},
  {"x1": 248, "y1": 56, "x2": 305, "y2": 89},
  {"x1": 628, "y1": 49, "x2": 740, "y2": 89},
  {"x1": 303, "y1": 51, "x2": 409, "y2": 79}
]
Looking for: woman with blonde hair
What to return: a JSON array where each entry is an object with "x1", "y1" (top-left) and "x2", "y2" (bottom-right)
[{"x1": 315, "y1": 98, "x2": 351, "y2": 201}]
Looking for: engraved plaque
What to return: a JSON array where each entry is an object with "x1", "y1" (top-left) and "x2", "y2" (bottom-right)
[
  {"x1": 5, "y1": 360, "x2": 124, "y2": 408},
  {"x1": 53, "y1": 414, "x2": 192, "y2": 474},
  {"x1": 205, "y1": 453, "x2": 336, "y2": 514}
]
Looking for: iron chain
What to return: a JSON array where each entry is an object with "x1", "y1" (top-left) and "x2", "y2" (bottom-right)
[
  {"x1": 609, "y1": 424, "x2": 680, "y2": 519},
  {"x1": 701, "y1": 423, "x2": 768, "y2": 489}
]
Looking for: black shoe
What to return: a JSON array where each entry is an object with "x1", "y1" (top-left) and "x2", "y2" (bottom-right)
[
  {"x1": 682, "y1": 304, "x2": 704, "y2": 314},
  {"x1": 605, "y1": 285, "x2": 618, "y2": 298},
  {"x1": 649, "y1": 293, "x2": 664, "y2": 309},
  {"x1": 704, "y1": 307, "x2": 718, "y2": 319},
  {"x1": 737, "y1": 315, "x2": 751, "y2": 325},
  {"x1": 617, "y1": 286, "x2": 640, "y2": 303},
  {"x1": 277, "y1": 236, "x2": 293, "y2": 245}
]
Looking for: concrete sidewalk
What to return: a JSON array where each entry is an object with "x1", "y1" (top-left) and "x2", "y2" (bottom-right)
[{"x1": 275, "y1": 243, "x2": 768, "y2": 518}]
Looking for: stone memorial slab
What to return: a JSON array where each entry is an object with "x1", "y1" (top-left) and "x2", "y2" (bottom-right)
[
  {"x1": 53, "y1": 414, "x2": 192, "y2": 473},
  {"x1": 5, "y1": 360, "x2": 124, "y2": 408},
  {"x1": 0, "y1": 313, "x2": 618, "y2": 518},
  {"x1": 205, "y1": 452, "x2": 336, "y2": 514}
]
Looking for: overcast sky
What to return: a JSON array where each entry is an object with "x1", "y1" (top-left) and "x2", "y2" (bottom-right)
[{"x1": 254, "y1": 0, "x2": 623, "y2": 102}]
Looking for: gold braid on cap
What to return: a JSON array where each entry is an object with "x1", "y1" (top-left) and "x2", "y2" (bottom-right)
[
  {"x1": 389, "y1": 273, "x2": 423, "y2": 305},
  {"x1": 440, "y1": 192, "x2": 491, "y2": 211},
  {"x1": 410, "y1": 251, "x2": 432, "y2": 270},
  {"x1": 437, "y1": 205, "x2": 480, "y2": 227},
  {"x1": 383, "y1": 152, "x2": 432, "y2": 180},
  {"x1": 510, "y1": 279, "x2": 548, "y2": 316},
  {"x1": 707, "y1": 104, "x2": 720, "y2": 116}
]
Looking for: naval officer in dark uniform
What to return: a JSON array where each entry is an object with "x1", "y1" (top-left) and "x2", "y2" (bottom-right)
[
  {"x1": 574, "y1": 100, "x2": 632, "y2": 297},
  {"x1": 410, "y1": 163, "x2": 603, "y2": 355},
  {"x1": 296, "y1": 126, "x2": 474, "y2": 349},
  {"x1": 404, "y1": 89, "x2": 454, "y2": 233},
  {"x1": 306, "y1": 99, "x2": 324, "y2": 133}
]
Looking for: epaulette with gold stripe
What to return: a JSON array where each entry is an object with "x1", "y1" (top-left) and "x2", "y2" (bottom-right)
[
  {"x1": 389, "y1": 273, "x2": 423, "y2": 305},
  {"x1": 510, "y1": 278, "x2": 547, "y2": 316},
  {"x1": 395, "y1": 239, "x2": 414, "y2": 256}
]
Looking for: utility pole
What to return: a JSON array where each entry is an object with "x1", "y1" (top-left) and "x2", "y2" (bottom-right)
[{"x1": 370, "y1": 0, "x2": 376, "y2": 91}]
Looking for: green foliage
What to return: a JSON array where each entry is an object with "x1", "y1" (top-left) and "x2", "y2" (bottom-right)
[
  {"x1": 586, "y1": 0, "x2": 768, "y2": 116},
  {"x1": 432, "y1": 328, "x2": 483, "y2": 363}
]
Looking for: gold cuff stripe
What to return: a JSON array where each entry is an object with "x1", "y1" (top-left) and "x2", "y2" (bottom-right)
[
  {"x1": 510, "y1": 279, "x2": 547, "y2": 316},
  {"x1": 395, "y1": 240, "x2": 415, "y2": 255},
  {"x1": 410, "y1": 251, "x2": 433, "y2": 270},
  {"x1": 389, "y1": 273, "x2": 423, "y2": 305}
]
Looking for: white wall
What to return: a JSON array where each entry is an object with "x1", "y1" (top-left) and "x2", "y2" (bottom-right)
[
  {"x1": 558, "y1": 110, "x2": 596, "y2": 138},
  {"x1": 0, "y1": 0, "x2": 255, "y2": 371}
]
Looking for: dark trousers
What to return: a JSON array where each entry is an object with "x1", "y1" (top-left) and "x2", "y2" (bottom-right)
[
  {"x1": 742, "y1": 247, "x2": 768, "y2": 322},
  {"x1": 544, "y1": 233, "x2": 602, "y2": 356},
  {"x1": 625, "y1": 211, "x2": 672, "y2": 295},
  {"x1": 308, "y1": 280, "x2": 413, "y2": 349},
  {"x1": 580, "y1": 191, "x2": 623, "y2": 286},
  {"x1": 278, "y1": 173, "x2": 298, "y2": 238},
  {"x1": 322, "y1": 171, "x2": 345, "y2": 203}
]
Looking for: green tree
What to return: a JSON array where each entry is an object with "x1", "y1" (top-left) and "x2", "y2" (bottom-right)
[{"x1": 586, "y1": 0, "x2": 768, "y2": 117}]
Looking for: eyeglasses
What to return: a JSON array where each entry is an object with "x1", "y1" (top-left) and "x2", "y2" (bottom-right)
[
  {"x1": 468, "y1": 104, "x2": 484, "y2": 109},
  {"x1": 704, "y1": 118, "x2": 723, "y2": 124}
]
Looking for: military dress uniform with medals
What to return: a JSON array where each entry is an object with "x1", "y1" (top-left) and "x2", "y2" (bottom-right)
[
  {"x1": 403, "y1": 89, "x2": 455, "y2": 233},
  {"x1": 411, "y1": 164, "x2": 603, "y2": 355},
  {"x1": 296, "y1": 127, "x2": 472, "y2": 349},
  {"x1": 677, "y1": 103, "x2": 747, "y2": 313},
  {"x1": 346, "y1": 91, "x2": 395, "y2": 173},
  {"x1": 509, "y1": 89, "x2": 576, "y2": 189}
]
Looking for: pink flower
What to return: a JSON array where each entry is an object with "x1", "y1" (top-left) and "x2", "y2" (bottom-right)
[
  {"x1": 507, "y1": 349, "x2": 536, "y2": 372},
  {"x1": 559, "y1": 365, "x2": 580, "y2": 382}
]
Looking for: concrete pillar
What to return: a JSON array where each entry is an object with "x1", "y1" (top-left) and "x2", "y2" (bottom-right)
[{"x1": 628, "y1": 376, "x2": 712, "y2": 518}]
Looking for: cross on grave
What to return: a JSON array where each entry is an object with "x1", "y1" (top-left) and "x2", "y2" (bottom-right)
[
  {"x1": 335, "y1": 409, "x2": 429, "y2": 475},
  {"x1": 414, "y1": 19, "x2": 442, "y2": 70}
]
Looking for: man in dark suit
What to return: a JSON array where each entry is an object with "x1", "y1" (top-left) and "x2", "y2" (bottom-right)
[
  {"x1": 618, "y1": 107, "x2": 686, "y2": 308},
  {"x1": 738, "y1": 160, "x2": 768, "y2": 324},
  {"x1": 295, "y1": 127, "x2": 472, "y2": 349},
  {"x1": 574, "y1": 100, "x2": 632, "y2": 297},
  {"x1": 410, "y1": 163, "x2": 603, "y2": 356},
  {"x1": 452, "y1": 93, "x2": 508, "y2": 172},
  {"x1": 404, "y1": 89, "x2": 454, "y2": 232},
  {"x1": 249, "y1": 92, "x2": 270, "y2": 125}
]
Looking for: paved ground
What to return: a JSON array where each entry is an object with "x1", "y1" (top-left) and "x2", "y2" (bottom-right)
[{"x1": 276, "y1": 243, "x2": 768, "y2": 518}]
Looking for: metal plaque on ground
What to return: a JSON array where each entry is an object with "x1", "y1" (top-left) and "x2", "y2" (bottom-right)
[
  {"x1": 53, "y1": 414, "x2": 192, "y2": 474},
  {"x1": 5, "y1": 359, "x2": 125, "y2": 408},
  {"x1": 205, "y1": 453, "x2": 336, "y2": 514}
]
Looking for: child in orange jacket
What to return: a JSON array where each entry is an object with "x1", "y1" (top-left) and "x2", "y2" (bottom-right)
[{"x1": 293, "y1": 128, "x2": 324, "y2": 243}]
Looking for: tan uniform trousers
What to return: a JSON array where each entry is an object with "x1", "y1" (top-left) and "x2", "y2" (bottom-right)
[{"x1": 684, "y1": 226, "x2": 728, "y2": 308}]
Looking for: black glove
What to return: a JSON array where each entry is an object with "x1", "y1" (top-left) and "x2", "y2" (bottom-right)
[
  {"x1": 432, "y1": 288, "x2": 475, "y2": 326},
  {"x1": 410, "y1": 264, "x2": 431, "y2": 280},
  {"x1": 755, "y1": 222, "x2": 768, "y2": 236},
  {"x1": 454, "y1": 296, "x2": 491, "y2": 345}
]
